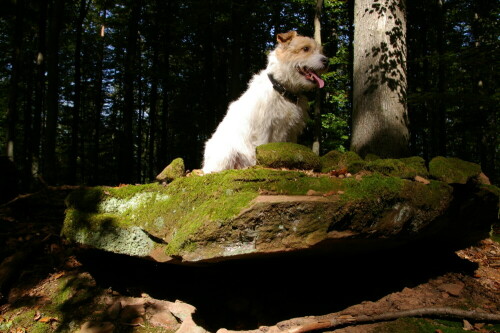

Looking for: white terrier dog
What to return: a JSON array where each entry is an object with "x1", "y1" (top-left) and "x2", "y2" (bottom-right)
[{"x1": 202, "y1": 31, "x2": 328, "y2": 174}]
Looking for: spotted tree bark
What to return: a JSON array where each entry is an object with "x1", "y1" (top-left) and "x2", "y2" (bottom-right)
[{"x1": 351, "y1": 0, "x2": 410, "y2": 158}]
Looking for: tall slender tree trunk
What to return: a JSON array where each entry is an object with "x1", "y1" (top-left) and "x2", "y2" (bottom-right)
[
  {"x1": 431, "y1": 0, "x2": 447, "y2": 157},
  {"x1": 148, "y1": 37, "x2": 159, "y2": 179},
  {"x1": 91, "y1": 8, "x2": 106, "y2": 185},
  {"x1": 120, "y1": 0, "x2": 141, "y2": 183},
  {"x1": 312, "y1": 0, "x2": 324, "y2": 155},
  {"x1": 159, "y1": 29, "x2": 171, "y2": 169},
  {"x1": 32, "y1": 0, "x2": 48, "y2": 185},
  {"x1": 44, "y1": 0, "x2": 64, "y2": 184},
  {"x1": 70, "y1": 0, "x2": 90, "y2": 184},
  {"x1": 6, "y1": 0, "x2": 25, "y2": 162},
  {"x1": 351, "y1": 0, "x2": 410, "y2": 158},
  {"x1": 471, "y1": 0, "x2": 496, "y2": 183}
]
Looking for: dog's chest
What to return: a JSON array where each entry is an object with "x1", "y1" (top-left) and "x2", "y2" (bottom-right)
[{"x1": 267, "y1": 99, "x2": 307, "y2": 140}]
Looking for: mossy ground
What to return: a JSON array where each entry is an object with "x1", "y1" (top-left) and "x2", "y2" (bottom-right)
[{"x1": 0, "y1": 272, "x2": 105, "y2": 333}]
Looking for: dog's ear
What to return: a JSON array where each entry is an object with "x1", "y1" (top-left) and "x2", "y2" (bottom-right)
[{"x1": 277, "y1": 31, "x2": 298, "y2": 46}]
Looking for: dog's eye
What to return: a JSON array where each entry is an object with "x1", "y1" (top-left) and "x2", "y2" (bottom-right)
[{"x1": 302, "y1": 47, "x2": 310, "y2": 52}]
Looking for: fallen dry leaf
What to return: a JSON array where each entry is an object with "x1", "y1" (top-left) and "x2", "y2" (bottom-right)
[
  {"x1": 463, "y1": 319, "x2": 473, "y2": 330},
  {"x1": 39, "y1": 317, "x2": 58, "y2": 323},
  {"x1": 51, "y1": 271, "x2": 65, "y2": 280},
  {"x1": 33, "y1": 311, "x2": 41, "y2": 321},
  {"x1": 414, "y1": 175, "x2": 430, "y2": 185},
  {"x1": 306, "y1": 190, "x2": 322, "y2": 196},
  {"x1": 329, "y1": 168, "x2": 348, "y2": 177}
]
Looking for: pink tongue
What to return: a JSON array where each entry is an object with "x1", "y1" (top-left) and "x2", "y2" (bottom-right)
[{"x1": 309, "y1": 72, "x2": 325, "y2": 88}]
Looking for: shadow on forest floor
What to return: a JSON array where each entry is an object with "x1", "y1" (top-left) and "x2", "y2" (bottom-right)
[{"x1": 76, "y1": 245, "x2": 477, "y2": 331}]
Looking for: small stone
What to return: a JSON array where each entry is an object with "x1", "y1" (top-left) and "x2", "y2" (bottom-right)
[
  {"x1": 128, "y1": 317, "x2": 144, "y2": 326},
  {"x1": 149, "y1": 310, "x2": 180, "y2": 329},
  {"x1": 438, "y1": 283, "x2": 464, "y2": 297},
  {"x1": 306, "y1": 190, "x2": 321, "y2": 196},
  {"x1": 120, "y1": 304, "x2": 146, "y2": 321},
  {"x1": 106, "y1": 302, "x2": 122, "y2": 320}
]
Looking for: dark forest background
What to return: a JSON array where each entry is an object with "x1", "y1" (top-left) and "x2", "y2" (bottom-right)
[{"x1": 0, "y1": 0, "x2": 498, "y2": 190}]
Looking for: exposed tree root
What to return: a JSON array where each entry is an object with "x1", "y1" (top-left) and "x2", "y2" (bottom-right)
[{"x1": 285, "y1": 307, "x2": 500, "y2": 333}]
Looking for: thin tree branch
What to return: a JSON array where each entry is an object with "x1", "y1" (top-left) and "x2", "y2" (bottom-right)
[{"x1": 286, "y1": 307, "x2": 500, "y2": 333}]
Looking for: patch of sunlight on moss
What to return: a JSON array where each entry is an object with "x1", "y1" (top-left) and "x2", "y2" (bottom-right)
[{"x1": 342, "y1": 174, "x2": 404, "y2": 202}]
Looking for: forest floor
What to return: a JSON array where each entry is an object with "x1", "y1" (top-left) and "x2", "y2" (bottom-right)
[{"x1": 0, "y1": 187, "x2": 499, "y2": 333}]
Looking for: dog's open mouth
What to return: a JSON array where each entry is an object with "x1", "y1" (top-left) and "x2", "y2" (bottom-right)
[{"x1": 297, "y1": 67, "x2": 325, "y2": 88}]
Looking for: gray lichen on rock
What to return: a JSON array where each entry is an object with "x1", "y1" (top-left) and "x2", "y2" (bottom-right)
[{"x1": 68, "y1": 225, "x2": 154, "y2": 257}]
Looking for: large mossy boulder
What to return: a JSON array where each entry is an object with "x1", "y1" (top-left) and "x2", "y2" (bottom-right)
[
  {"x1": 256, "y1": 142, "x2": 321, "y2": 171},
  {"x1": 63, "y1": 164, "x2": 499, "y2": 264},
  {"x1": 320, "y1": 150, "x2": 365, "y2": 173},
  {"x1": 429, "y1": 156, "x2": 482, "y2": 184},
  {"x1": 364, "y1": 156, "x2": 429, "y2": 179},
  {"x1": 320, "y1": 151, "x2": 428, "y2": 179}
]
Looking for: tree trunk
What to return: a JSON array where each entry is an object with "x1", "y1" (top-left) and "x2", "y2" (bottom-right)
[
  {"x1": 70, "y1": 0, "x2": 90, "y2": 184},
  {"x1": 148, "y1": 45, "x2": 159, "y2": 179},
  {"x1": 351, "y1": 0, "x2": 410, "y2": 158},
  {"x1": 120, "y1": 0, "x2": 141, "y2": 183},
  {"x1": 91, "y1": 8, "x2": 106, "y2": 185},
  {"x1": 312, "y1": 0, "x2": 324, "y2": 155},
  {"x1": 44, "y1": 0, "x2": 64, "y2": 184},
  {"x1": 431, "y1": 0, "x2": 447, "y2": 157},
  {"x1": 158, "y1": 1, "x2": 172, "y2": 169},
  {"x1": 6, "y1": 0, "x2": 25, "y2": 162},
  {"x1": 32, "y1": 0, "x2": 48, "y2": 186}
]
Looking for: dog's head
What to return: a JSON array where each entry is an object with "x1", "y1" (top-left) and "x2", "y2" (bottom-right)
[{"x1": 271, "y1": 31, "x2": 328, "y2": 91}]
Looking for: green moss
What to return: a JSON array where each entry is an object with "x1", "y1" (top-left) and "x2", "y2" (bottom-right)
[
  {"x1": 156, "y1": 158, "x2": 185, "y2": 183},
  {"x1": 364, "y1": 153, "x2": 381, "y2": 161},
  {"x1": 64, "y1": 168, "x2": 344, "y2": 256},
  {"x1": 256, "y1": 142, "x2": 321, "y2": 171},
  {"x1": 429, "y1": 156, "x2": 482, "y2": 184},
  {"x1": 342, "y1": 174, "x2": 404, "y2": 202},
  {"x1": 365, "y1": 156, "x2": 428, "y2": 179},
  {"x1": 320, "y1": 150, "x2": 365, "y2": 173}
]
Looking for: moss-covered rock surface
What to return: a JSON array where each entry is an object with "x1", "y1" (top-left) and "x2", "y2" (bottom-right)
[
  {"x1": 429, "y1": 156, "x2": 482, "y2": 184},
  {"x1": 156, "y1": 157, "x2": 185, "y2": 183},
  {"x1": 63, "y1": 156, "x2": 499, "y2": 263},
  {"x1": 256, "y1": 142, "x2": 321, "y2": 171}
]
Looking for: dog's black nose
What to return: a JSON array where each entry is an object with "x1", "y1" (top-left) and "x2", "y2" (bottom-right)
[{"x1": 321, "y1": 57, "x2": 329, "y2": 67}]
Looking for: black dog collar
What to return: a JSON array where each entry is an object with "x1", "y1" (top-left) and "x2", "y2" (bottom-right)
[{"x1": 268, "y1": 73, "x2": 300, "y2": 104}]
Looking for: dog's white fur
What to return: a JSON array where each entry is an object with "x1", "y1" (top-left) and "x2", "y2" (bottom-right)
[{"x1": 202, "y1": 31, "x2": 327, "y2": 174}]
